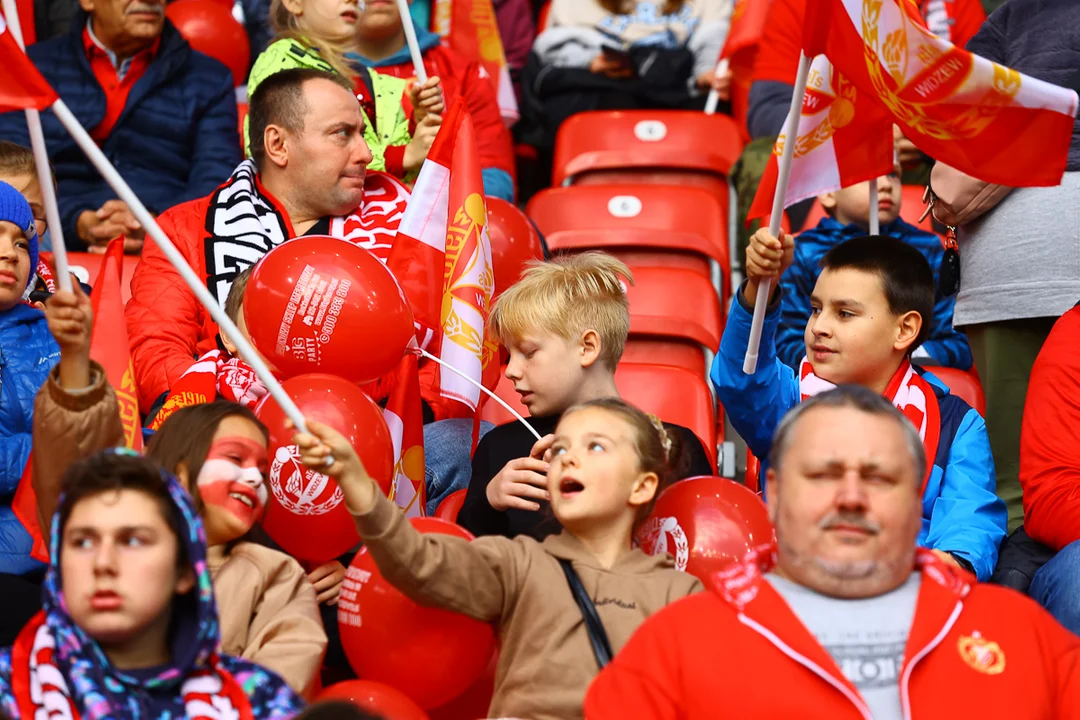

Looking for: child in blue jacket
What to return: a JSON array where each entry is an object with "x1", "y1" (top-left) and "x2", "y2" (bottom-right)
[
  {"x1": 775, "y1": 170, "x2": 972, "y2": 372},
  {"x1": 713, "y1": 231, "x2": 1006, "y2": 581},
  {"x1": 0, "y1": 182, "x2": 59, "y2": 578}
]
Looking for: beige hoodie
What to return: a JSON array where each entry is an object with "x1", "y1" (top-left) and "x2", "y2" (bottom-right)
[{"x1": 353, "y1": 491, "x2": 703, "y2": 720}]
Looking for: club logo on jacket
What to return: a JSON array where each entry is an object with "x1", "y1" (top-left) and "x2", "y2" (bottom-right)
[
  {"x1": 268, "y1": 445, "x2": 344, "y2": 516},
  {"x1": 957, "y1": 631, "x2": 1006, "y2": 675},
  {"x1": 635, "y1": 516, "x2": 689, "y2": 571}
]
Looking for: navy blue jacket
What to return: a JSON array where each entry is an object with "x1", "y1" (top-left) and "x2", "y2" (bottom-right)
[
  {"x1": 713, "y1": 288, "x2": 1007, "y2": 581},
  {"x1": 776, "y1": 217, "x2": 972, "y2": 371},
  {"x1": 0, "y1": 17, "x2": 241, "y2": 250},
  {"x1": 0, "y1": 304, "x2": 59, "y2": 576}
]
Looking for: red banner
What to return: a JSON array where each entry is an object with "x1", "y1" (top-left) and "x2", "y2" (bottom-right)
[{"x1": 0, "y1": 14, "x2": 56, "y2": 112}]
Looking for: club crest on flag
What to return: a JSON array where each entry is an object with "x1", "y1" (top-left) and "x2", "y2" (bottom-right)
[
  {"x1": 117, "y1": 363, "x2": 141, "y2": 449},
  {"x1": 442, "y1": 193, "x2": 493, "y2": 357},
  {"x1": 779, "y1": 60, "x2": 857, "y2": 162}
]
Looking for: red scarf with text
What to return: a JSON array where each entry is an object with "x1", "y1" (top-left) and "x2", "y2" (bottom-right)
[
  {"x1": 799, "y1": 358, "x2": 940, "y2": 493},
  {"x1": 148, "y1": 350, "x2": 267, "y2": 431}
]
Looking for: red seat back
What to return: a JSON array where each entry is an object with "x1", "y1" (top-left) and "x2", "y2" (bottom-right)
[
  {"x1": 926, "y1": 367, "x2": 986, "y2": 416},
  {"x1": 485, "y1": 196, "x2": 544, "y2": 299},
  {"x1": 62, "y1": 252, "x2": 139, "y2": 304},
  {"x1": 621, "y1": 339, "x2": 706, "y2": 376},
  {"x1": 626, "y1": 266, "x2": 722, "y2": 350}
]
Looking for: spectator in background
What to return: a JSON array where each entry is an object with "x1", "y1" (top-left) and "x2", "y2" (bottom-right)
[
  {"x1": 0, "y1": 142, "x2": 49, "y2": 251},
  {"x1": 409, "y1": 0, "x2": 535, "y2": 76},
  {"x1": 1019, "y1": 303, "x2": 1080, "y2": 635},
  {"x1": 776, "y1": 169, "x2": 972, "y2": 372},
  {"x1": 348, "y1": 0, "x2": 516, "y2": 202},
  {"x1": 585, "y1": 387, "x2": 1080, "y2": 718},
  {"x1": 0, "y1": 0, "x2": 241, "y2": 254}
]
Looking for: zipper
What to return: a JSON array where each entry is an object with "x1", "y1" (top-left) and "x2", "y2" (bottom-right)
[
  {"x1": 738, "y1": 614, "x2": 873, "y2": 720},
  {"x1": 900, "y1": 600, "x2": 963, "y2": 720}
]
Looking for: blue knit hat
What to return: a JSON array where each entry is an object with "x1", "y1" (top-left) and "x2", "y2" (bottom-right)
[{"x1": 0, "y1": 180, "x2": 39, "y2": 294}]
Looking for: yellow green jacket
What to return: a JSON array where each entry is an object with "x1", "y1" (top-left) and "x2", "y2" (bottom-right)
[{"x1": 246, "y1": 38, "x2": 416, "y2": 180}]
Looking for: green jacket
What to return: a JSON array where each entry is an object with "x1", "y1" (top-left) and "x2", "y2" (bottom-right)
[{"x1": 246, "y1": 38, "x2": 415, "y2": 180}]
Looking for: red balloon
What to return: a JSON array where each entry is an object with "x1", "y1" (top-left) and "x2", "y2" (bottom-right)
[
  {"x1": 427, "y1": 652, "x2": 497, "y2": 720},
  {"x1": 485, "y1": 197, "x2": 544, "y2": 300},
  {"x1": 165, "y1": 0, "x2": 250, "y2": 87},
  {"x1": 433, "y1": 489, "x2": 468, "y2": 523},
  {"x1": 256, "y1": 374, "x2": 394, "y2": 566},
  {"x1": 339, "y1": 518, "x2": 497, "y2": 709},
  {"x1": 635, "y1": 476, "x2": 776, "y2": 589},
  {"x1": 318, "y1": 680, "x2": 429, "y2": 720},
  {"x1": 245, "y1": 236, "x2": 414, "y2": 383}
]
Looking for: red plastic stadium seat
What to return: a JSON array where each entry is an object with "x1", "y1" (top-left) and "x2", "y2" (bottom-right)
[
  {"x1": 622, "y1": 339, "x2": 706, "y2": 376},
  {"x1": 926, "y1": 367, "x2": 986, "y2": 416},
  {"x1": 626, "y1": 266, "x2": 722, "y2": 351},
  {"x1": 60, "y1": 252, "x2": 139, "y2": 304}
]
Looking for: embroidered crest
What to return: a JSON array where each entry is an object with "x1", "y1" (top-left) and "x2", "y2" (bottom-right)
[{"x1": 957, "y1": 631, "x2": 1006, "y2": 675}]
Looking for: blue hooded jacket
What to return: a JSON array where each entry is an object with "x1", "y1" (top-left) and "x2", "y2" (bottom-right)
[
  {"x1": 712, "y1": 289, "x2": 1007, "y2": 581},
  {"x1": 776, "y1": 216, "x2": 973, "y2": 372},
  {"x1": 346, "y1": 24, "x2": 515, "y2": 203},
  {"x1": 0, "y1": 455, "x2": 304, "y2": 719}
]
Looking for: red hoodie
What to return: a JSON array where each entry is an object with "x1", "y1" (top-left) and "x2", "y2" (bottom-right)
[
  {"x1": 586, "y1": 550, "x2": 1080, "y2": 719},
  {"x1": 1021, "y1": 305, "x2": 1080, "y2": 552}
]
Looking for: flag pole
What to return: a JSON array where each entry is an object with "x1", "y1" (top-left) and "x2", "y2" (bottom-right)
[
  {"x1": 743, "y1": 51, "x2": 812, "y2": 374},
  {"x1": 395, "y1": 0, "x2": 428, "y2": 84},
  {"x1": 0, "y1": 0, "x2": 70, "y2": 292},
  {"x1": 868, "y1": 177, "x2": 880, "y2": 235},
  {"x1": 45, "y1": 98, "x2": 311, "y2": 435},
  {"x1": 704, "y1": 58, "x2": 730, "y2": 116}
]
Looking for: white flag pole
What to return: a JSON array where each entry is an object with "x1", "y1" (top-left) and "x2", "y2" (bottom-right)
[
  {"x1": 45, "y1": 98, "x2": 311, "y2": 434},
  {"x1": 743, "y1": 51, "x2": 812, "y2": 374},
  {"x1": 704, "y1": 58, "x2": 730, "y2": 116},
  {"x1": 1, "y1": 0, "x2": 71, "y2": 292},
  {"x1": 395, "y1": 0, "x2": 428, "y2": 84},
  {"x1": 868, "y1": 177, "x2": 880, "y2": 235}
]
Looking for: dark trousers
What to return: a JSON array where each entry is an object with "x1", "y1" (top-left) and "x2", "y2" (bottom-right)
[{"x1": 0, "y1": 573, "x2": 43, "y2": 646}]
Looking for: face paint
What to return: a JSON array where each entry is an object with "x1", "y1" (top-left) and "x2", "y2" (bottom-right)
[{"x1": 197, "y1": 437, "x2": 269, "y2": 533}]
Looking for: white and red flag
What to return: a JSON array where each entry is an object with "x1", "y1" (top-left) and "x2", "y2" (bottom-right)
[
  {"x1": 748, "y1": 53, "x2": 894, "y2": 222},
  {"x1": 0, "y1": 13, "x2": 56, "y2": 112},
  {"x1": 382, "y1": 352, "x2": 427, "y2": 518},
  {"x1": 805, "y1": 0, "x2": 1078, "y2": 186}
]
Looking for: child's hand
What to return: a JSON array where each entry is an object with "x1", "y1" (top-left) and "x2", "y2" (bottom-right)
[
  {"x1": 307, "y1": 560, "x2": 347, "y2": 605},
  {"x1": 403, "y1": 114, "x2": 442, "y2": 173},
  {"x1": 292, "y1": 418, "x2": 379, "y2": 515},
  {"x1": 408, "y1": 76, "x2": 445, "y2": 124},
  {"x1": 744, "y1": 227, "x2": 795, "y2": 307},
  {"x1": 530, "y1": 433, "x2": 556, "y2": 462},
  {"x1": 486, "y1": 456, "x2": 551, "y2": 512},
  {"x1": 45, "y1": 284, "x2": 93, "y2": 389}
]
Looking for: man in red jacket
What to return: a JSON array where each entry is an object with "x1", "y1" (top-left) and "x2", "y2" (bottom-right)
[
  {"x1": 1020, "y1": 303, "x2": 1080, "y2": 635},
  {"x1": 126, "y1": 68, "x2": 411, "y2": 412},
  {"x1": 586, "y1": 385, "x2": 1080, "y2": 719}
]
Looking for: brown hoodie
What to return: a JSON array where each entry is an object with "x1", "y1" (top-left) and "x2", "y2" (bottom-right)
[{"x1": 353, "y1": 491, "x2": 703, "y2": 720}]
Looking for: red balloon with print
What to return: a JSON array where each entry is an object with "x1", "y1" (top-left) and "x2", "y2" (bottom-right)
[
  {"x1": 244, "y1": 236, "x2": 414, "y2": 383},
  {"x1": 338, "y1": 518, "x2": 497, "y2": 710},
  {"x1": 317, "y1": 680, "x2": 429, "y2": 720},
  {"x1": 485, "y1": 197, "x2": 544, "y2": 300},
  {"x1": 255, "y1": 374, "x2": 394, "y2": 566},
  {"x1": 635, "y1": 476, "x2": 776, "y2": 589}
]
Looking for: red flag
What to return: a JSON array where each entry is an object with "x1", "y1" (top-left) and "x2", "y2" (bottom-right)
[
  {"x1": 388, "y1": 97, "x2": 497, "y2": 420},
  {"x1": 382, "y1": 353, "x2": 427, "y2": 518},
  {"x1": 720, "y1": 0, "x2": 771, "y2": 61},
  {"x1": 89, "y1": 238, "x2": 143, "y2": 450},
  {"x1": 432, "y1": 0, "x2": 518, "y2": 124},
  {"x1": 0, "y1": 14, "x2": 57, "y2": 112},
  {"x1": 805, "y1": 0, "x2": 1078, "y2": 187},
  {"x1": 748, "y1": 54, "x2": 894, "y2": 224},
  {"x1": 11, "y1": 461, "x2": 47, "y2": 563}
]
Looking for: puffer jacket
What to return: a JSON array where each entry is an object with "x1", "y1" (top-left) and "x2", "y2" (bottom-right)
[
  {"x1": 0, "y1": 303, "x2": 59, "y2": 576},
  {"x1": 0, "y1": 16, "x2": 240, "y2": 250}
]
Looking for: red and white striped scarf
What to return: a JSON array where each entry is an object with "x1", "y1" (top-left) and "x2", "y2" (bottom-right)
[
  {"x1": 148, "y1": 350, "x2": 267, "y2": 431},
  {"x1": 799, "y1": 358, "x2": 940, "y2": 492}
]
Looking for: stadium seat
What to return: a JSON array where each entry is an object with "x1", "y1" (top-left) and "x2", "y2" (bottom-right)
[
  {"x1": 622, "y1": 339, "x2": 706, "y2": 376},
  {"x1": 56, "y1": 252, "x2": 139, "y2": 304},
  {"x1": 527, "y1": 184, "x2": 729, "y2": 301},
  {"x1": 926, "y1": 367, "x2": 987, "y2": 416},
  {"x1": 626, "y1": 266, "x2": 722, "y2": 351},
  {"x1": 485, "y1": 196, "x2": 544, "y2": 299}
]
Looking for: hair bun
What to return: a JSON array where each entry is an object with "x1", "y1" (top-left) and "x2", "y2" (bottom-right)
[{"x1": 646, "y1": 413, "x2": 672, "y2": 462}]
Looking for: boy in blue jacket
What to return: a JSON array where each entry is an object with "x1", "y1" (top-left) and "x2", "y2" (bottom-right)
[
  {"x1": 0, "y1": 182, "x2": 59, "y2": 581},
  {"x1": 776, "y1": 170, "x2": 972, "y2": 371},
  {"x1": 713, "y1": 230, "x2": 1006, "y2": 580}
]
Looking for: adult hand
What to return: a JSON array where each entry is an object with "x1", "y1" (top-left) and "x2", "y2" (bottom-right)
[
  {"x1": 589, "y1": 54, "x2": 633, "y2": 79},
  {"x1": 409, "y1": 76, "x2": 445, "y2": 124},
  {"x1": 78, "y1": 200, "x2": 145, "y2": 249},
  {"x1": 307, "y1": 560, "x2": 348, "y2": 605},
  {"x1": 486, "y1": 455, "x2": 551, "y2": 512},
  {"x1": 403, "y1": 114, "x2": 442, "y2": 173},
  {"x1": 45, "y1": 283, "x2": 93, "y2": 389}
]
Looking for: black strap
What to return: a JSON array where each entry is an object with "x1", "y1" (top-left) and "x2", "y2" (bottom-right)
[{"x1": 558, "y1": 558, "x2": 613, "y2": 669}]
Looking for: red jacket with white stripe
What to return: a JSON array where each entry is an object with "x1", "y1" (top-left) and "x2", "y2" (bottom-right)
[{"x1": 585, "y1": 551, "x2": 1080, "y2": 720}]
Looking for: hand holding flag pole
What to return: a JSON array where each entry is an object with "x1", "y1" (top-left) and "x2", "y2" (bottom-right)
[
  {"x1": 395, "y1": 0, "x2": 428, "y2": 84},
  {"x1": 743, "y1": 52, "x2": 812, "y2": 374},
  {"x1": 704, "y1": 58, "x2": 730, "y2": 116},
  {"x1": 0, "y1": 0, "x2": 70, "y2": 292}
]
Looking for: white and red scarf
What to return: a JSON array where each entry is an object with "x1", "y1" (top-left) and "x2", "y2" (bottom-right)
[
  {"x1": 9, "y1": 613, "x2": 255, "y2": 720},
  {"x1": 799, "y1": 358, "x2": 940, "y2": 492},
  {"x1": 148, "y1": 350, "x2": 267, "y2": 431},
  {"x1": 202, "y1": 160, "x2": 411, "y2": 306}
]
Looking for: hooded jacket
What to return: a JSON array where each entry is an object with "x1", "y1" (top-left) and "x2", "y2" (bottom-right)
[
  {"x1": 0, "y1": 455, "x2": 304, "y2": 719},
  {"x1": 585, "y1": 550, "x2": 1080, "y2": 718},
  {"x1": 712, "y1": 288, "x2": 1007, "y2": 580},
  {"x1": 347, "y1": 24, "x2": 516, "y2": 203},
  {"x1": 353, "y1": 490, "x2": 702, "y2": 720},
  {"x1": 777, "y1": 216, "x2": 972, "y2": 372}
]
